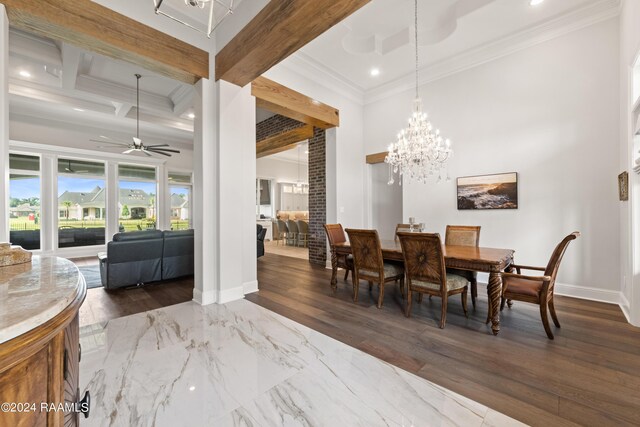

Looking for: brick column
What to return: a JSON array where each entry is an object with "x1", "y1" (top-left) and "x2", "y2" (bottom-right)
[{"x1": 308, "y1": 127, "x2": 326, "y2": 265}]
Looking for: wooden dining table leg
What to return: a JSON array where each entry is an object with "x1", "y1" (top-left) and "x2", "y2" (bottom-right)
[
  {"x1": 330, "y1": 250, "x2": 338, "y2": 294},
  {"x1": 486, "y1": 269, "x2": 502, "y2": 335}
]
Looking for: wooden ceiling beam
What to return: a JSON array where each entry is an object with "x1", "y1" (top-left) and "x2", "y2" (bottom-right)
[
  {"x1": 2, "y1": 0, "x2": 209, "y2": 85},
  {"x1": 257, "y1": 124, "x2": 314, "y2": 158},
  {"x1": 366, "y1": 151, "x2": 388, "y2": 164},
  {"x1": 252, "y1": 77, "x2": 339, "y2": 129},
  {"x1": 216, "y1": 0, "x2": 370, "y2": 87}
]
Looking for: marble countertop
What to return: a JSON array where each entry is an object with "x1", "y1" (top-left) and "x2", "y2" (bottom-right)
[{"x1": 0, "y1": 256, "x2": 85, "y2": 344}]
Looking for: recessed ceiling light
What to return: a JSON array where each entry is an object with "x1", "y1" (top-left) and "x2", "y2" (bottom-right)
[
  {"x1": 370, "y1": 68, "x2": 380, "y2": 77},
  {"x1": 19, "y1": 70, "x2": 31, "y2": 78},
  {"x1": 189, "y1": 386, "x2": 196, "y2": 391},
  {"x1": 529, "y1": 0, "x2": 544, "y2": 6},
  {"x1": 73, "y1": 108, "x2": 85, "y2": 112},
  {"x1": 188, "y1": 113, "x2": 195, "y2": 119}
]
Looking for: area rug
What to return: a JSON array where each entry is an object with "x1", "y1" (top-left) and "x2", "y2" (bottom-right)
[{"x1": 77, "y1": 265, "x2": 102, "y2": 289}]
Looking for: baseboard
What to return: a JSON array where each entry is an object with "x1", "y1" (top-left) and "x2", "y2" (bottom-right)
[
  {"x1": 553, "y1": 282, "x2": 621, "y2": 305},
  {"x1": 217, "y1": 285, "x2": 245, "y2": 304},
  {"x1": 620, "y1": 293, "x2": 632, "y2": 323},
  {"x1": 243, "y1": 280, "x2": 259, "y2": 295},
  {"x1": 192, "y1": 288, "x2": 216, "y2": 305}
]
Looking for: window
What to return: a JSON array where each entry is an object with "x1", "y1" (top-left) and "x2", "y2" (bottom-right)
[
  {"x1": 119, "y1": 164, "x2": 157, "y2": 232},
  {"x1": 9, "y1": 154, "x2": 41, "y2": 250},
  {"x1": 57, "y1": 158, "x2": 106, "y2": 248},
  {"x1": 169, "y1": 172, "x2": 191, "y2": 230}
]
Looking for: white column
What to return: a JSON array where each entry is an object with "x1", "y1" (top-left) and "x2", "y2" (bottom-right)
[
  {"x1": 0, "y1": 6, "x2": 9, "y2": 242},
  {"x1": 192, "y1": 69, "x2": 218, "y2": 305},
  {"x1": 41, "y1": 154, "x2": 55, "y2": 253},
  {"x1": 217, "y1": 80, "x2": 256, "y2": 302},
  {"x1": 106, "y1": 161, "x2": 119, "y2": 240},
  {"x1": 157, "y1": 164, "x2": 170, "y2": 230}
]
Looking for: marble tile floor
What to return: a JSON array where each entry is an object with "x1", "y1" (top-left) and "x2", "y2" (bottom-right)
[{"x1": 79, "y1": 299, "x2": 526, "y2": 427}]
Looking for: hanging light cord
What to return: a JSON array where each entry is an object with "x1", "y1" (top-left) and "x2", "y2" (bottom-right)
[{"x1": 414, "y1": 0, "x2": 419, "y2": 99}]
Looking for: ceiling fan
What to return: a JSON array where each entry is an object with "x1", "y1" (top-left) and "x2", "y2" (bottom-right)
[
  {"x1": 64, "y1": 159, "x2": 88, "y2": 174},
  {"x1": 92, "y1": 74, "x2": 181, "y2": 157}
]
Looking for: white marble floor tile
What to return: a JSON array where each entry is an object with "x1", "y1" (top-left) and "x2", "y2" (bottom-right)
[{"x1": 79, "y1": 299, "x2": 525, "y2": 427}]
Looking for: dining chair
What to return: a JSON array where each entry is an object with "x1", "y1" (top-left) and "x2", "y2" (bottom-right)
[
  {"x1": 397, "y1": 232, "x2": 469, "y2": 328},
  {"x1": 445, "y1": 225, "x2": 481, "y2": 309},
  {"x1": 324, "y1": 224, "x2": 354, "y2": 282},
  {"x1": 394, "y1": 223, "x2": 412, "y2": 242},
  {"x1": 346, "y1": 228, "x2": 405, "y2": 309},
  {"x1": 500, "y1": 232, "x2": 580, "y2": 339},
  {"x1": 286, "y1": 220, "x2": 299, "y2": 246},
  {"x1": 296, "y1": 220, "x2": 309, "y2": 248},
  {"x1": 276, "y1": 219, "x2": 289, "y2": 246}
]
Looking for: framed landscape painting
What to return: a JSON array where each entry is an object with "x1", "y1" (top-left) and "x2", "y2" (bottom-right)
[{"x1": 457, "y1": 172, "x2": 518, "y2": 210}]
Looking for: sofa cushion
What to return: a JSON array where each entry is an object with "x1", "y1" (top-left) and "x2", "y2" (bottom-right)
[
  {"x1": 163, "y1": 229, "x2": 194, "y2": 238},
  {"x1": 113, "y1": 230, "x2": 163, "y2": 242}
]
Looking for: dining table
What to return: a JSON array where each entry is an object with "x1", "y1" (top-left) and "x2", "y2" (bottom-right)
[{"x1": 330, "y1": 240, "x2": 515, "y2": 335}]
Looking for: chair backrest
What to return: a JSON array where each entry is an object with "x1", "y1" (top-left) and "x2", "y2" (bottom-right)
[
  {"x1": 397, "y1": 232, "x2": 447, "y2": 292},
  {"x1": 445, "y1": 225, "x2": 481, "y2": 247},
  {"x1": 296, "y1": 220, "x2": 309, "y2": 234},
  {"x1": 544, "y1": 232, "x2": 580, "y2": 287},
  {"x1": 324, "y1": 224, "x2": 347, "y2": 246},
  {"x1": 346, "y1": 228, "x2": 384, "y2": 280},
  {"x1": 394, "y1": 223, "x2": 412, "y2": 242},
  {"x1": 287, "y1": 220, "x2": 299, "y2": 234},
  {"x1": 277, "y1": 219, "x2": 288, "y2": 234}
]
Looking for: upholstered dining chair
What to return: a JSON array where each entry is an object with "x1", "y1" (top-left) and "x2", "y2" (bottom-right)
[
  {"x1": 276, "y1": 219, "x2": 288, "y2": 246},
  {"x1": 500, "y1": 232, "x2": 580, "y2": 339},
  {"x1": 394, "y1": 223, "x2": 412, "y2": 242},
  {"x1": 346, "y1": 228, "x2": 405, "y2": 309},
  {"x1": 397, "y1": 232, "x2": 469, "y2": 328},
  {"x1": 296, "y1": 220, "x2": 309, "y2": 248},
  {"x1": 286, "y1": 220, "x2": 299, "y2": 246},
  {"x1": 445, "y1": 225, "x2": 481, "y2": 309},
  {"x1": 323, "y1": 224, "x2": 354, "y2": 282}
]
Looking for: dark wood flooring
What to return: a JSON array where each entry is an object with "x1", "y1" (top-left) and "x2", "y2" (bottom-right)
[
  {"x1": 71, "y1": 257, "x2": 194, "y2": 326},
  {"x1": 248, "y1": 253, "x2": 640, "y2": 427}
]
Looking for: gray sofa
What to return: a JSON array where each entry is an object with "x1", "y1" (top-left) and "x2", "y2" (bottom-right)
[{"x1": 98, "y1": 229, "x2": 194, "y2": 290}]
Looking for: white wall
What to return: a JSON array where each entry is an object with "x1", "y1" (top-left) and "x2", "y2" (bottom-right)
[
  {"x1": 365, "y1": 18, "x2": 621, "y2": 300},
  {"x1": 370, "y1": 163, "x2": 402, "y2": 241},
  {"x1": 619, "y1": 0, "x2": 640, "y2": 325}
]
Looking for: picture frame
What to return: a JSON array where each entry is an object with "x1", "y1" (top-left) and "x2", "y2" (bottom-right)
[
  {"x1": 618, "y1": 171, "x2": 629, "y2": 201},
  {"x1": 457, "y1": 172, "x2": 518, "y2": 210}
]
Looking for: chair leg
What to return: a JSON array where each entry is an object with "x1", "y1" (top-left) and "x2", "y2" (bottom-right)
[
  {"x1": 368, "y1": 281, "x2": 373, "y2": 291},
  {"x1": 500, "y1": 296, "x2": 506, "y2": 312},
  {"x1": 540, "y1": 302, "x2": 554, "y2": 339},
  {"x1": 377, "y1": 282, "x2": 385, "y2": 309},
  {"x1": 440, "y1": 295, "x2": 448, "y2": 329},
  {"x1": 344, "y1": 269, "x2": 349, "y2": 281},
  {"x1": 549, "y1": 297, "x2": 561, "y2": 328},
  {"x1": 461, "y1": 289, "x2": 468, "y2": 318},
  {"x1": 471, "y1": 279, "x2": 477, "y2": 309},
  {"x1": 418, "y1": 293, "x2": 423, "y2": 304},
  {"x1": 405, "y1": 290, "x2": 413, "y2": 317},
  {"x1": 353, "y1": 279, "x2": 359, "y2": 303},
  {"x1": 399, "y1": 276, "x2": 405, "y2": 299}
]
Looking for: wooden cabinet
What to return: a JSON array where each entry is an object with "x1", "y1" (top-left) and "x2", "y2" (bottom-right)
[{"x1": 0, "y1": 273, "x2": 87, "y2": 426}]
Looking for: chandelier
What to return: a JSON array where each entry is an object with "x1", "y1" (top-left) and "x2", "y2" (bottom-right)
[
  {"x1": 154, "y1": 0, "x2": 235, "y2": 38},
  {"x1": 385, "y1": 0, "x2": 452, "y2": 185}
]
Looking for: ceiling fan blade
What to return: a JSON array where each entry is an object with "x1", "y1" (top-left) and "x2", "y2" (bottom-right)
[
  {"x1": 96, "y1": 145, "x2": 127, "y2": 149},
  {"x1": 146, "y1": 144, "x2": 170, "y2": 148},
  {"x1": 123, "y1": 149, "x2": 135, "y2": 154},
  {"x1": 148, "y1": 148, "x2": 180, "y2": 153},
  {"x1": 148, "y1": 150, "x2": 171, "y2": 157},
  {"x1": 142, "y1": 150, "x2": 153, "y2": 157},
  {"x1": 90, "y1": 139, "x2": 129, "y2": 146}
]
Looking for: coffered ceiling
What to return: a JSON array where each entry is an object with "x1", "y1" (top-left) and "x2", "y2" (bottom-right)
[{"x1": 297, "y1": 0, "x2": 619, "y2": 93}]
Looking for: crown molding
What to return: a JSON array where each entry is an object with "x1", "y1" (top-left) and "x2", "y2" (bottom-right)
[
  {"x1": 364, "y1": 0, "x2": 621, "y2": 104},
  {"x1": 278, "y1": 52, "x2": 366, "y2": 106}
]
